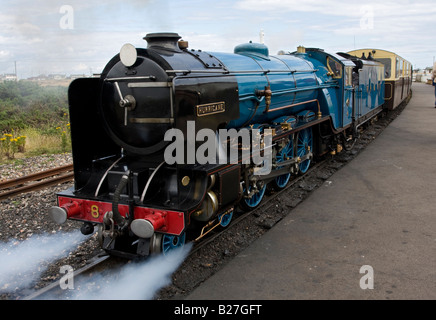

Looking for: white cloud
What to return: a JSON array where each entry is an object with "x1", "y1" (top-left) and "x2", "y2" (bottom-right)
[
  {"x1": 0, "y1": 51, "x2": 11, "y2": 60},
  {"x1": 0, "y1": 0, "x2": 435, "y2": 78},
  {"x1": 233, "y1": 0, "x2": 436, "y2": 67}
]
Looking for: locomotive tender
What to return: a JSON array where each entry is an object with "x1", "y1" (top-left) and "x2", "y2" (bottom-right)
[{"x1": 48, "y1": 32, "x2": 410, "y2": 258}]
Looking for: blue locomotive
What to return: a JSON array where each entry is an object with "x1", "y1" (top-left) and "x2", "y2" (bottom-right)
[{"x1": 48, "y1": 33, "x2": 400, "y2": 258}]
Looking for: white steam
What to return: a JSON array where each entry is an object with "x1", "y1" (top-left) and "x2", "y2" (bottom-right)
[
  {"x1": 0, "y1": 230, "x2": 88, "y2": 293},
  {"x1": 0, "y1": 229, "x2": 191, "y2": 299},
  {"x1": 66, "y1": 243, "x2": 192, "y2": 300}
]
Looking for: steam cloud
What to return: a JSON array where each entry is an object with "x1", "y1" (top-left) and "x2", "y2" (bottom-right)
[
  {"x1": 66, "y1": 243, "x2": 192, "y2": 300},
  {"x1": 0, "y1": 230, "x2": 88, "y2": 293},
  {"x1": 0, "y1": 229, "x2": 191, "y2": 300}
]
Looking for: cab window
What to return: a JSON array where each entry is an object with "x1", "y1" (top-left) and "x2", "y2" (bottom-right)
[
  {"x1": 327, "y1": 57, "x2": 342, "y2": 78},
  {"x1": 345, "y1": 66, "x2": 353, "y2": 86}
]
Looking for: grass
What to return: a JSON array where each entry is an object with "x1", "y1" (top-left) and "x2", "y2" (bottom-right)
[
  {"x1": 0, "y1": 127, "x2": 71, "y2": 165},
  {"x1": 0, "y1": 81, "x2": 71, "y2": 165},
  {"x1": 23, "y1": 127, "x2": 66, "y2": 155}
]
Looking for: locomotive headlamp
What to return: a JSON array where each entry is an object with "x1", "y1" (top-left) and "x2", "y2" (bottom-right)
[{"x1": 120, "y1": 43, "x2": 137, "y2": 67}]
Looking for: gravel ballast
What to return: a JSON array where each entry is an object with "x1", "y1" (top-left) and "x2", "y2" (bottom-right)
[{"x1": 0, "y1": 153, "x2": 101, "y2": 299}]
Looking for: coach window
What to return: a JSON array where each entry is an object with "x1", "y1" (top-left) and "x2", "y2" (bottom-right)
[
  {"x1": 378, "y1": 58, "x2": 391, "y2": 79},
  {"x1": 400, "y1": 60, "x2": 404, "y2": 77},
  {"x1": 396, "y1": 57, "x2": 401, "y2": 78},
  {"x1": 327, "y1": 57, "x2": 342, "y2": 79}
]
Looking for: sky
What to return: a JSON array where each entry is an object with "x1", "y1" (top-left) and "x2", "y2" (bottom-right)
[{"x1": 1, "y1": 0, "x2": 435, "y2": 79}]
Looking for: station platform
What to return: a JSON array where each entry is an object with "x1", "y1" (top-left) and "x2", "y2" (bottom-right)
[{"x1": 186, "y1": 82, "x2": 436, "y2": 300}]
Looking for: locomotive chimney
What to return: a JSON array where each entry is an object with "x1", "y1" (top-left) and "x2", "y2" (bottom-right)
[{"x1": 143, "y1": 32, "x2": 182, "y2": 52}]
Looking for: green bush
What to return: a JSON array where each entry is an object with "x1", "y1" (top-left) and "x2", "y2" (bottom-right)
[
  {"x1": 0, "y1": 80, "x2": 68, "y2": 132},
  {"x1": 0, "y1": 80, "x2": 70, "y2": 162}
]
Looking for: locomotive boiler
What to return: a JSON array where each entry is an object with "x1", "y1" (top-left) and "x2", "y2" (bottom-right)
[{"x1": 49, "y1": 32, "x2": 394, "y2": 258}]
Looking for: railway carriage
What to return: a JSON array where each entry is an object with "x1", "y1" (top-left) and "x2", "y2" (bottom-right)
[
  {"x1": 48, "y1": 33, "x2": 410, "y2": 258},
  {"x1": 347, "y1": 49, "x2": 412, "y2": 110}
]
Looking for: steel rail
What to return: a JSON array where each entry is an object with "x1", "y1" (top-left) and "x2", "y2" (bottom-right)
[
  {"x1": 23, "y1": 253, "x2": 111, "y2": 300},
  {"x1": 0, "y1": 164, "x2": 74, "y2": 201}
]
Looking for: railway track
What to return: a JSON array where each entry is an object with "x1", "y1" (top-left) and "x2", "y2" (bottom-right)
[
  {"x1": 0, "y1": 164, "x2": 74, "y2": 201},
  {"x1": 22, "y1": 253, "x2": 111, "y2": 300}
]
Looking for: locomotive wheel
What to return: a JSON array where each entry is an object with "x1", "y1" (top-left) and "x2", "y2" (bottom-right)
[
  {"x1": 150, "y1": 232, "x2": 186, "y2": 255},
  {"x1": 271, "y1": 138, "x2": 293, "y2": 190},
  {"x1": 297, "y1": 127, "x2": 313, "y2": 174},
  {"x1": 342, "y1": 131, "x2": 357, "y2": 151},
  {"x1": 240, "y1": 182, "x2": 267, "y2": 211},
  {"x1": 218, "y1": 210, "x2": 233, "y2": 228}
]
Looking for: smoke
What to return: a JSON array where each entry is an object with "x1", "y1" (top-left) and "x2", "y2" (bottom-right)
[
  {"x1": 0, "y1": 230, "x2": 88, "y2": 293},
  {"x1": 65, "y1": 243, "x2": 192, "y2": 300}
]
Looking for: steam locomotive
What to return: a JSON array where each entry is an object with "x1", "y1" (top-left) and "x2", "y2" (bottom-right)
[{"x1": 48, "y1": 32, "x2": 410, "y2": 258}]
